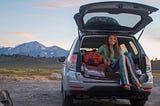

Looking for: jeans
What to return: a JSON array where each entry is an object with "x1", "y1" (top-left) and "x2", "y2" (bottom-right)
[{"x1": 111, "y1": 54, "x2": 140, "y2": 85}]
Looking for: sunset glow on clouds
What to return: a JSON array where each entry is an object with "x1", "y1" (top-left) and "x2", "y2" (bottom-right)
[
  {"x1": 140, "y1": 0, "x2": 159, "y2": 2},
  {"x1": 32, "y1": 0, "x2": 160, "y2": 10},
  {"x1": 32, "y1": 0, "x2": 92, "y2": 9},
  {"x1": 0, "y1": 32, "x2": 34, "y2": 39}
]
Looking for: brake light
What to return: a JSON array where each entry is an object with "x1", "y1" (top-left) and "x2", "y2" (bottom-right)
[
  {"x1": 67, "y1": 54, "x2": 77, "y2": 71},
  {"x1": 143, "y1": 87, "x2": 152, "y2": 91},
  {"x1": 145, "y1": 56, "x2": 152, "y2": 72},
  {"x1": 69, "y1": 86, "x2": 83, "y2": 90}
]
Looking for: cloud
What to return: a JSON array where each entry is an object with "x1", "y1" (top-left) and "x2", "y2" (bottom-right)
[
  {"x1": 32, "y1": 0, "x2": 92, "y2": 9},
  {"x1": 136, "y1": 0, "x2": 160, "y2": 5},
  {"x1": 32, "y1": 0, "x2": 160, "y2": 10},
  {"x1": 0, "y1": 38, "x2": 16, "y2": 47},
  {"x1": 151, "y1": 37, "x2": 160, "y2": 42},
  {"x1": 144, "y1": 0, "x2": 160, "y2": 2},
  {"x1": 0, "y1": 32, "x2": 34, "y2": 39},
  {"x1": 38, "y1": 40, "x2": 54, "y2": 47}
]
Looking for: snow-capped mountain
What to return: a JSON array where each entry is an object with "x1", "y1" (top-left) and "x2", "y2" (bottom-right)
[
  {"x1": 0, "y1": 47, "x2": 12, "y2": 55},
  {"x1": 40, "y1": 46, "x2": 68, "y2": 57},
  {"x1": 0, "y1": 41, "x2": 68, "y2": 57}
]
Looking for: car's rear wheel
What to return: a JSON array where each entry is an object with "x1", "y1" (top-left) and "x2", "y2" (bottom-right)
[
  {"x1": 62, "y1": 90, "x2": 74, "y2": 106},
  {"x1": 129, "y1": 98, "x2": 147, "y2": 106}
]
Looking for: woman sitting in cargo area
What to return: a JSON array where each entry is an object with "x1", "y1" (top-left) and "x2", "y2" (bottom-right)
[{"x1": 97, "y1": 33, "x2": 141, "y2": 90}]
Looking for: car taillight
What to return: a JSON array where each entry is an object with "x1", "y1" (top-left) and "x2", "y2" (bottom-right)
[
  {"x1": 143, "y1": 87, "x2": 152, "y2": 91},
  {"x1": 145, "y1": 56, "x2": 152, "y2": 72},
  {"x1": 67, "y1": 54, "x2": 77, "y2": 71}
]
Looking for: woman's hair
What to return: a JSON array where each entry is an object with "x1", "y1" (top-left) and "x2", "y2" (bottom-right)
[{"x1": 106, "y1": 34, "x2": 120, "y2": 58}]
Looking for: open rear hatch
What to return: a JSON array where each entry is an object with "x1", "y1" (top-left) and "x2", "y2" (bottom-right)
[{"x1": 74, "y1": 1, "x2": 158, "y2": 35}]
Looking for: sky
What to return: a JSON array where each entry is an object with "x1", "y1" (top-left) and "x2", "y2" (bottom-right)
[{"x1": 0, "y1": 0, "x2": 160, "y2": 59}]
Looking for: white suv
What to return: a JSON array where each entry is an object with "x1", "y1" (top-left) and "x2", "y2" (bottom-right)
[{"x1": 61, "y1": 1, "x2": 158, "y2": 106}]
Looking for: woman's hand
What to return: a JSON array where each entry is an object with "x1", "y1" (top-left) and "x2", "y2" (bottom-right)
[{"x1": 103, "y1": 58, "x2": 111, "y2": 66}]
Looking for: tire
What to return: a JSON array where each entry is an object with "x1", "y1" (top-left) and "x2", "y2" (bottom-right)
[
  {"x1": 62, "y1": 91, "x2": 74, "y2": 106},
  {"x1": 61, "y1": 80, "x2": 63, "y2": 93},
  {"x1": 129, "y1": 98, "x2": 147, "y2": 106},
  {"x1": 61, "y1": 75, "x2": 74, "y2": 106}
]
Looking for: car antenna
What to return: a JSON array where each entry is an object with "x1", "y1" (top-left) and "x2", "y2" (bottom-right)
[{"x1": 137, "y1": 28, "x2": 145, "y2": 40}]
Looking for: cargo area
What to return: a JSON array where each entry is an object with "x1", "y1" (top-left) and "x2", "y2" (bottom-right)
[{"x1": 78, "y1": 35, "x2": 146, "y2": 80}]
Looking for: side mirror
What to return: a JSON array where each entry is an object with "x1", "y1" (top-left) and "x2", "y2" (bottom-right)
[{"x1": 58, "y1": 56, "x2": 66, "y2": 62}]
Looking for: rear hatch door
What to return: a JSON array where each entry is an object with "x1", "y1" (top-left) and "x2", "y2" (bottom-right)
[{"x1": 74, "y1": 1, "x2": 158, "y2": 35}]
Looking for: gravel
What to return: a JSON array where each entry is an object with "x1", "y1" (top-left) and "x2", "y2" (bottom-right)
[{"x1": 0, "y1": 78, "x2": 160, "y2": 106}]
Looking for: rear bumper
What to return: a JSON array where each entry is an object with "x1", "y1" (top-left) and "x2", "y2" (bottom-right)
[
  {"x1": 67, "y1": 82, "x2": 151, "y2": 99},
  {"x1": 65, "y1": 71, "x2": 152, "y2": 99}
]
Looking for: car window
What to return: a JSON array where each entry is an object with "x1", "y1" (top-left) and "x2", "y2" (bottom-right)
[
  {"x1": 120, "y1": 40, "x2": 138, "y2": 55},
  {"x1": 80, "y1": 36, "x2": 106, "y2": 49},
  {"x1": 120, "y1": 44, "x2": 128, "y2": 54},
  {"x1": 80, "y1": 36, "x2": 139, "y2": 56},
  {"x1": 83, "y1": 12, "x2": 141, "y2": 28},
  {"x1": 129, "y1": 41, "x2": 138, "y2": 55},
  {"x1": 68, "y1": 38, "x2": 79, "y2": 55}
]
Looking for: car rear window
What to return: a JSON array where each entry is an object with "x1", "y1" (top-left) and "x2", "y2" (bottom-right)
[
  {"x1": 83, "y1": 12, "x2": 141, "y2": 28},
  {"x1": 80, "y1": 36, "x2": 139, "y2": 56},
  {"x1": 120, "y1": 41, "x2": 138, "y2": 55}
]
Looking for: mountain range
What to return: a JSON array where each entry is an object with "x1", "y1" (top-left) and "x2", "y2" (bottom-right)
[{"x1": 0, "y1": 41, "x2": 68, "y2": 58}]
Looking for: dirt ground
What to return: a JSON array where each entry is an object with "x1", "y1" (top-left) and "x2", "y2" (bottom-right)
[{"x1": 0, "y1": 77, "x2": 160, "y2": 106}]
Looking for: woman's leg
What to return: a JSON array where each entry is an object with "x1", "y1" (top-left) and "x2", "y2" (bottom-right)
[
  {"x1": 125, "y1": 53, "x2": 138, "y2": 77},
  {"x1": 111, "y1": 55, "x2": 129, "y2": 85},
  {"x1": 119, "y1": 55, "x2": 130, "y2": 85},
  {"x1": 125, "y1": 56, "x2": 141, "y2": 87}
]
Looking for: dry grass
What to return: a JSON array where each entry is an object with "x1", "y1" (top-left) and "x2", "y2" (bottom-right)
[
  {"x1": 0, "y1": 68, "x2": 62, "y2": 80},
  {"x1": 0, "y1": 55, "x2": 63, "y2": 80},
  {"x1": 152, "y1": 70, "x2": 160, "y2": 78},
  {"x1": 152, "y1": 71, "x2": 160, "y2": 78}
]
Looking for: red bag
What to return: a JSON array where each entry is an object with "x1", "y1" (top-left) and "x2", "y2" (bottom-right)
[{"x1": 83, "y1": 52, "x2": 103, "y2": 66}]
